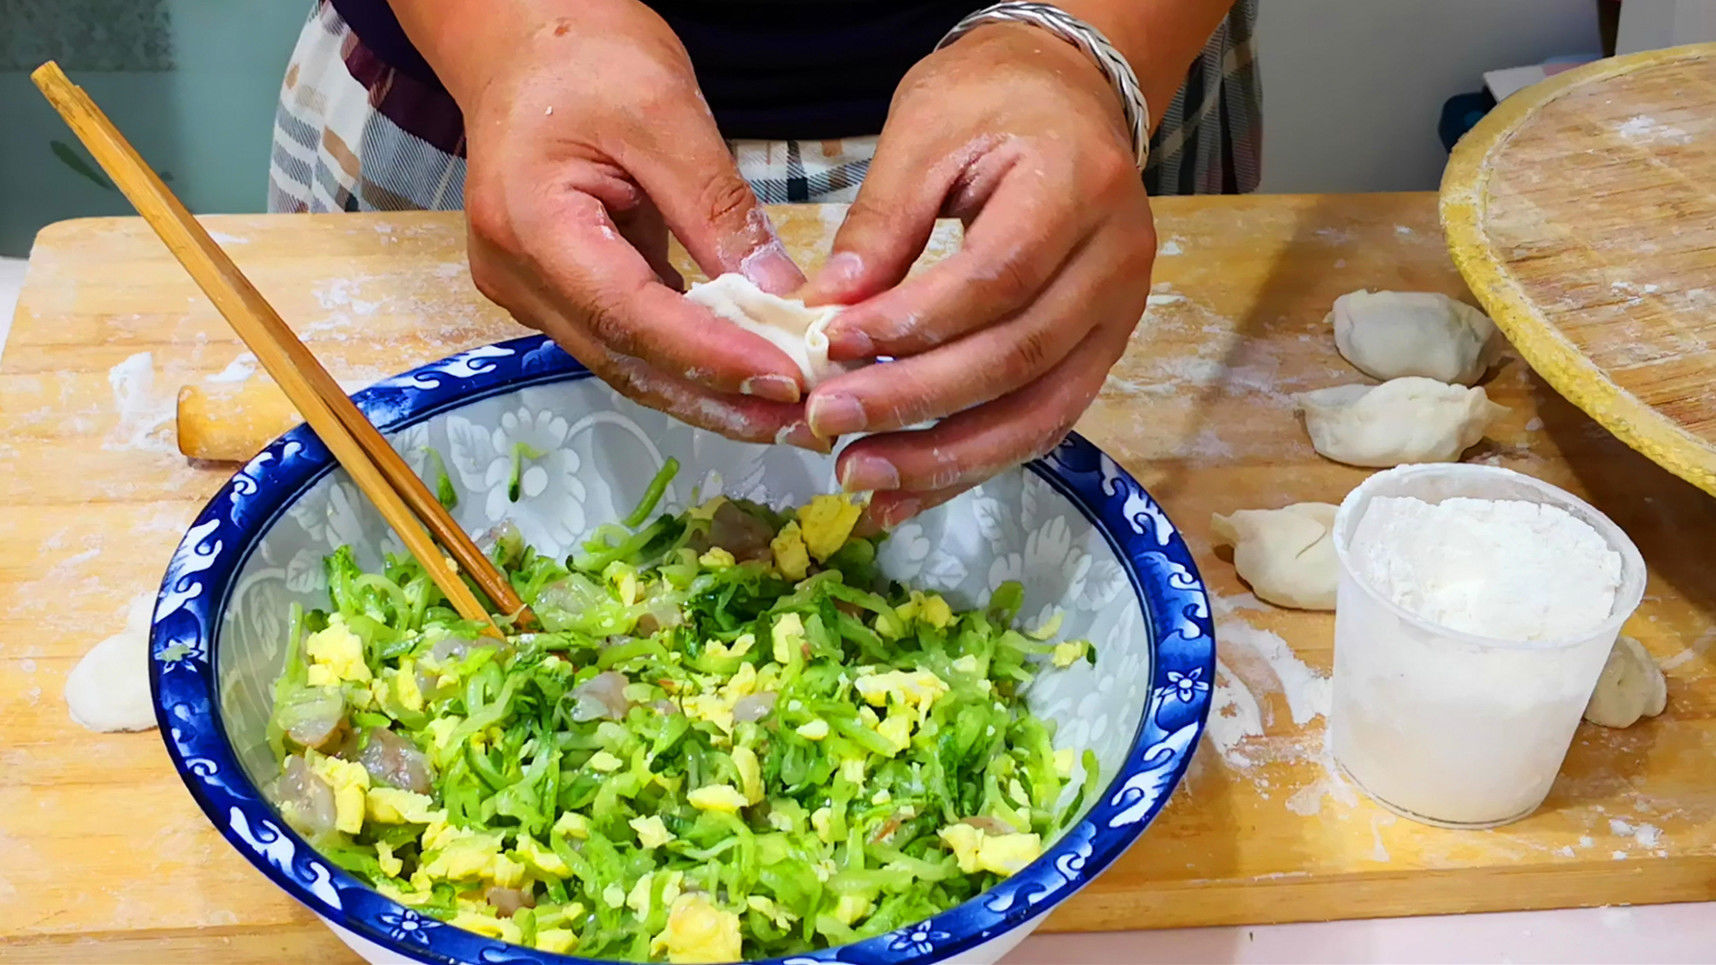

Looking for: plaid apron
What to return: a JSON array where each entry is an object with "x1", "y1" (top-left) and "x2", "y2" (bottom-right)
[{"x1": 267, "y1": 0, "x2": 1259, "y2": 213}]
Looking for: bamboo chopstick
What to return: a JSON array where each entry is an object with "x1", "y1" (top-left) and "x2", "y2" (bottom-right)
[{"x1": 32, "y1": 61, "x2": 532, "y2": 635}]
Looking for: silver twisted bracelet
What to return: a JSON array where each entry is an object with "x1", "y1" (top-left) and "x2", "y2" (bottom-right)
[{"x1": 935, "y1": 2, "x2": 1152, "y2": 171}]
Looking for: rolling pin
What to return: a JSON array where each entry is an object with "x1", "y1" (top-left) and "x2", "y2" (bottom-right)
[
  {"x1": 178, "y1": 375, "x2": 369, "y2": 462},
  {"x1": 176, "y1": 377, "x2": 301, "y2": 462}
]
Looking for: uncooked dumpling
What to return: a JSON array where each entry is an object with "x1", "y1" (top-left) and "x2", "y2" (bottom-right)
[
  {"x1": 1296, "y1": 377, "x2": 1507, "y2": 468},
  {"x1": 1210, "y1": 503, "x2": 1338, "y2": 610},
  {"x1": 1329, "y1": 290, "x2": 1501, "y2": 385},
  {"x1": 1583, "y1": 634, "x2": 1667, "y2": 728},
  {"x1": 685, "y1": 273, "x2": 856, "y2": 387},
  {"x1": 65, "y1": 591, "x2": 157, "y2": 733}
]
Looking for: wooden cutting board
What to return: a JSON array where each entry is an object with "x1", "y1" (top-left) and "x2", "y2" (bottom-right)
[
  {"x1": 1443, "y1": 42, "x2": 1716, "y2": 497},
  {"x1": 2, "y1": 198, "x2": 1714, "y2": 964}
]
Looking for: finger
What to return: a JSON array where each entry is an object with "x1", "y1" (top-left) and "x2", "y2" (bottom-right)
[
  {"x1": 619, "y1": 97, "x2": 805, "y2": 295},
  {"x1": 806, "y1": 224, "x2": 1138, "y2": 437},
  {"x1": 819, "y1": 150, "x2": 1088, "y2": 361},
  {"x1": 612, "y1": 197, "x2": 682, "y2": 291},
  {"x1": 863, "y1": 485, "x2": 970, "y2": 533},
  {"x1": 489, "y1": 266, "x2": 827, "y2": 451},
  {"x1": 833, "y1": 314, "x2": 1130, "y2": 493},
  {"x1": 520, "y1": 192, "x2": 806, "y2": 402}
]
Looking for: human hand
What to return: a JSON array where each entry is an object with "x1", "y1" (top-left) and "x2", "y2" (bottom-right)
[
  {"x1": 801, "y1": 23, "x2": 1157, "y2": 527},
  {"x1": 435, "y1": 1, "x2": 824, "y2": 449}
]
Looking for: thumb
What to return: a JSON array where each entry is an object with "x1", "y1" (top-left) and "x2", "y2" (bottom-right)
[{"x1": 626, "y1": 104, "x2": 804, "y2": 295}]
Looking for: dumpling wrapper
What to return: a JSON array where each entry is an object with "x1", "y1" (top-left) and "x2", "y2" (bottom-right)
[
  {"x1": 1295, "y1": 377, "x2": 1507, "y2": 468},
  {"x1": 65, "y1": 591, "x2": 157, "y2": 733},
  {"x1": 685, "y1": 273, "x2": 859, "y2": 388}
]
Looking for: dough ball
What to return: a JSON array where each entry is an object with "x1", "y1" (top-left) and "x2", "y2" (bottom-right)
[
  {"x1": 1583, "y1": 634, "x2": 1667, "y2": 728},
  {"x1": 66, "y1": 592, "x2": 157, "y2": 733},
  {"x1": 685, "y1": 273, "x2": 858, "y2": 387},
  {"x1": 1210, "y1": 502, "x2": 1339, "y2": 610},
  {"x1": 1329, "y1": 289, "x2": 1501, "y2": 385},
  {"x1": 1296, "y1": 377, "x2": 1508, "y2": 468}
]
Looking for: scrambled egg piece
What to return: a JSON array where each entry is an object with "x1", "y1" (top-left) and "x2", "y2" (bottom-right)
[
  {"x1": 630, "y1": 814, "x2": 676, "y2": 849},
  {"x1": 770, "y1": 521, "x2": 811, "y2": 581},
  {"x1": 450, "y1": 906, "x2": 522, "y2": 944},
  {"x1": 366, "y1": 787, "x2": 438, "y2": 824},
  {"x1": 937, "y1": 823, "x2": 1044, "y2": 876},
  {"x1": 587, "y1": 750, "x2": 625, "y2": 773},
  {"x1": 651, "y1": 893, "x2": 742, "y2": 964},
  {"x1": 305, "y1": 618, "x2": 371, "y2": 687},
  {"x1": 627, "y1": 869, "x2": 684, "y2": 919},
  {"x1": 895, "y1": 591, "x2": 954, "y2": 629},
  {"x1": 853, "y1": 669, "x2": 949, "y2": 719},
  {"x1": 834, "y1": 894, "x2": 874, "y2": 926},
  {"x1": 375, "y1": 841, "x2": 403, "y2": 877},
  {"x1": 704, "y1": 632, "x2": 754, "y2": 661},
  {"x1": 795, "y1": 719, "x2": 830, "y2": 741},
  {"x1": 421, "y1": 840, "x2": 525, "y2": 888},
  {"x1": 687, "y1": 784, "x2": 749, "y2": 813},
  {"x1": 307, "y1": 752, "x2": 370, "y2": 834},
  {"x1": 795, "y1": 493, "x2": 862, "y2": 562},
  {"x1": 553, "y1": 810, "x2": 591, "y2": 840},
  {"x1": 810, "y1": 806, "x2": 835, "y2": 844},
  {"x1": 731, "y1": 746, "x2": 764, "y2": 805},
  {"x1": 771, "y1": 612, "x2": 806, "y2": 664},
  {"x1": 746, "y1": 894, "x2": 797, "y2": 929},
  {"x1": 514, "y1": 835, "x2": 570, "y2": 877},
  {"x1": 1027, "y1": 611, "x2": 1066, "y2": 641},
  {"x1": 536, "y1": 929, "x2": 578, "y2": 954},
  {"x1": 1051, "y1": 639, "x2": 1091, "y2": 668},
  {"x1": 698, "y1": 546, "x2": 736, "y2": 569}
]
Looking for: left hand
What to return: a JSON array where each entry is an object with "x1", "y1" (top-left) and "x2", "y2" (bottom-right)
[{"x1": 799, "y1": 23, "x2": 1158, "y2": 530}]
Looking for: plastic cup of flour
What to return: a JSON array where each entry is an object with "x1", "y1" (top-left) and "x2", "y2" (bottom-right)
[{"x1": 1328, "y1": 464, "x2": 1646, "y2": 829}]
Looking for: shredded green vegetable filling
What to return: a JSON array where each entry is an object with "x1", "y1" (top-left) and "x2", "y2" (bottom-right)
[{"x1": 265, "y1": 463, "x2": 1096, "y2": 963}]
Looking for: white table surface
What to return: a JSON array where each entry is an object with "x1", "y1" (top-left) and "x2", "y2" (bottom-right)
[{"x1": 5, "y1": 254, "x2": 1707, "y2": 964}]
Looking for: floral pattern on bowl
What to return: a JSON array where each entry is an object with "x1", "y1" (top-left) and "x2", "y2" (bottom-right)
[{"x1": 151, "y1": 335, "x2": 1215, "y2": 965}]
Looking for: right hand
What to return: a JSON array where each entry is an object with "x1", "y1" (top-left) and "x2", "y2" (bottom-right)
[{"x1": 439, "y1": 1, "x2": 824, "y2": 450}]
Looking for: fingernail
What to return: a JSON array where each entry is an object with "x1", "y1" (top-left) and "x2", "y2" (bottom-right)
[
  {"x1": 778, "y1": 421, "x2": 833, "y2": 454},
  {"x1": 807, "y1": 392, "x2": 866, "y2": 438},
  {"x1": 740, "y1": 243, "x2": 804, "y2": 296},
  {"x1": 741, "y1": 374, "x2": 801, "y2": 404},
  {"x1": 825, "y1": 324, "x2": 875, "y2": 358},
  {"x1": 839, "y1": 452, "x2": 901, "y2": 492},
  {"x1": 814, "y1": 251, "x2": 864, "y2": 292},
  {"x1": 875, "y1": 497, "x2": 921, "y2": 531}
]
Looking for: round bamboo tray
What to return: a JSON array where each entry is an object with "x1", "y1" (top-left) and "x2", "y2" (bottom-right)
[{"x1": 1442, "y1": 43, "x2": 1716, "y2": 497}]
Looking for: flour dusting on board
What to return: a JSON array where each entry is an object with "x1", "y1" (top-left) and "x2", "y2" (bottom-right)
[
  {"x1": 1616, "y1": 114, "x2": 1691, "y2": 145},
  {"x1": 106, "y1": 352, "x2": 176, "y2": 453}
]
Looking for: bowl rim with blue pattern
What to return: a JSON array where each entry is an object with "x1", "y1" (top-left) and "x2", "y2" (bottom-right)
[{"x1": 149, "y1": 335, "x2": 1215, "y2": 965}]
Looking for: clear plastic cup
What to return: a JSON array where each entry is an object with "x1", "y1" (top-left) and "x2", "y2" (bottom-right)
[{"x1": 1328, "y1": 464, "x2": 1646, "y2": 829}]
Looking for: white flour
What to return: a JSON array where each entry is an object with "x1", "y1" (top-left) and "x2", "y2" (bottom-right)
[{"x1": 1350, "y1": 496, "x2": 1622, "y2": 642}]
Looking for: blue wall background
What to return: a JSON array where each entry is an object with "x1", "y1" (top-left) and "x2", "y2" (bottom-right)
[{"x1": 0, "y1": 0, "x2": 310, "y2": 255}]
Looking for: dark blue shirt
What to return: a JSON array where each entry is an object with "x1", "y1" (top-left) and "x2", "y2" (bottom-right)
[{"x1": 327, "y1": 0, "x2": 978, "y2": 139}]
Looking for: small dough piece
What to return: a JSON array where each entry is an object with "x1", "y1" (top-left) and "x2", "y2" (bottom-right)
[
  {"x1": 1329, "y1": 290, "x2": 1501, "y2": 385},
  {"x1": 685, "y1": 273, "x2": 857, "y2": 387},
  {"x1": 1210, "y1": 503, "x2": 1338, "y2": 610},
  {"x1": 1584, "y1": 634, "x2": 1667, "y2": 728},
  {"x1": 66, "y1": 592, "x2": 157, "y2": 733},
  {"x1": 1296, "y1": 377, "x2": 1508, "y2": 468}
]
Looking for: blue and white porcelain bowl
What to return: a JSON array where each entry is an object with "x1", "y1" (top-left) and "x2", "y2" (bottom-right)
[{"x1": 150, "y1": 336, "x2": 1215, "y2": 965}]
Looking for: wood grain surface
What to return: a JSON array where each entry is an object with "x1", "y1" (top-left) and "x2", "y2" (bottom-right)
[
  {"x1": 2, "y1": 198, "x2": 1713, "y2": 963},
  {"x1": 1443, "y1": 43, "x2": 1716, "y2": 497}
]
